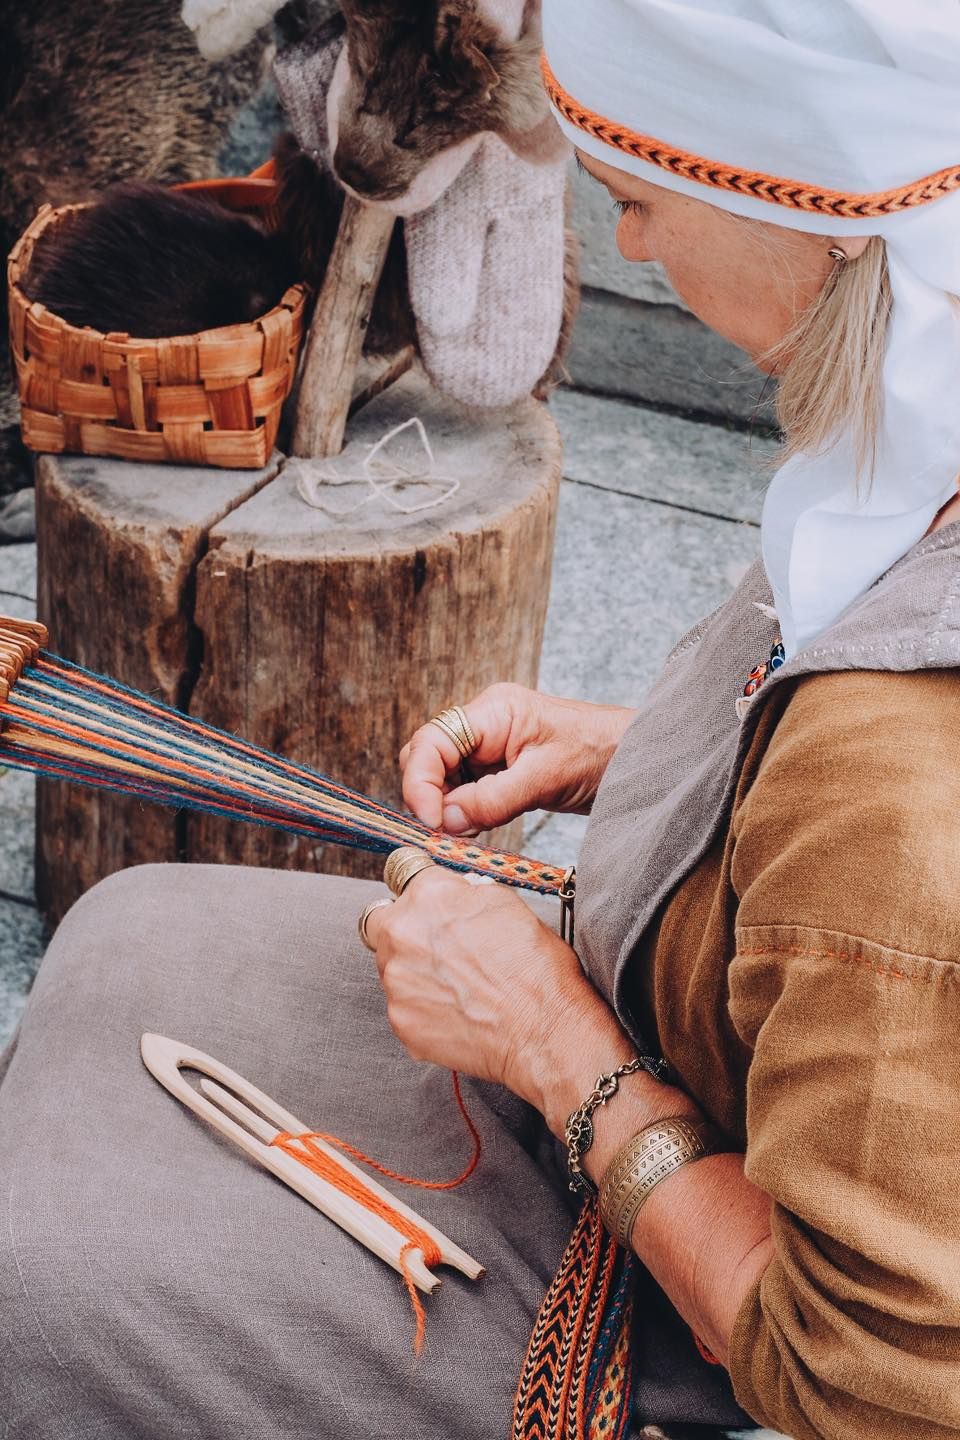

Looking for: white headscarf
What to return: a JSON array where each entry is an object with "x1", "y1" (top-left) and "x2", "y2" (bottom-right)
[{"x1": 542, "y1": 0, "x2": 960, "y2": 656}]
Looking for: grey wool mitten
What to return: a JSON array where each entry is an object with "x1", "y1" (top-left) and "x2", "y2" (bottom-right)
[
  {"x1": 272, "y1": 24, "x2": 343, "y2": 166},
  {"x1": 404, "y1": 134, "x2": 568, "y2": 408}
]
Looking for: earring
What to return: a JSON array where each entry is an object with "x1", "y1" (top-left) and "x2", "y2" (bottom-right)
[{"x1": 828, "y1": 246, "x2": 848, "y2": 264}]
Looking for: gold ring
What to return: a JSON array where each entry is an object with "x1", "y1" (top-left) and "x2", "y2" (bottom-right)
[
  {"x1": 358, "y1": 897, "x2": 394, "y2": 951},
  {"x1": 428, "y1": 705, "x2": 478, "y2": 760},
  {"x1": 384, "y1": 846, "x2": 437, "y2": 897}
]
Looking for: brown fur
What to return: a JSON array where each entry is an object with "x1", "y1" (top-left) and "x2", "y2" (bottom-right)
[
  {"x1": 0, "y1": 0, "x2": 267, "y2": 280},
  {"x1": 333, "y1": 0, "x2": 550, "y2": 202},
  {"x1": 22, "y1": 184, "x2": 298, "y2": 338}
]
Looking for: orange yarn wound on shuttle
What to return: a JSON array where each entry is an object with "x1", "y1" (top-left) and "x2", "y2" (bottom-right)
[
  {"x1": 270, "y1": 1071, "x2": 481, "y2": 1354},
  {"x1": 542, "y1": 54, "x2": 960, "y2": 221}
]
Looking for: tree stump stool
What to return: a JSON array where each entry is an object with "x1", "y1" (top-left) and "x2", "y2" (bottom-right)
[{"x1": 34, "y1": 365, "x2": 562, "y2": 924}]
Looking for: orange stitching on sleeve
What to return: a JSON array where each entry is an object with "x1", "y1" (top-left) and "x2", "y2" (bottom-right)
[
  {"x1": 736, "y1": 944, "x2": 931, "y2": 982},
  {"x1": 542, "y1": 55, "x2": 960, "y2": 221}
]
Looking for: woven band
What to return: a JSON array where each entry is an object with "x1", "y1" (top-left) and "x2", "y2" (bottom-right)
[
  {"x1": 599, "y1": 1116, "x2": 720, "y2": 1247},
  {"x1": 542, "y1": 54, "x2": 960, "y2": 221}
]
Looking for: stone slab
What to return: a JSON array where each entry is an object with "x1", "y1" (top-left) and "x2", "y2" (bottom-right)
[
  {"x1": 0, "y1": 769, "x2": 36, "y2": 901},
  {"x1": 552, "y1": 388, "x2": 773, "y2": 525},
  {"x1": 0, "y1": 487, "x2": 35, "y2": 543},
  {"x1": 568, "y1": 287, "x2": 777, "y2": 428},
  {"x1": 0, "y1": 546, "x2": 37, "y2": 909},
  {"x1": 0, "y1": 540, "x2": 37, "y2": 607},
  {"x1": 0, "y1": 899, "x2": 46, "y2": 1047},
  {"x1": 524, "y1": 809, "x2": 589, "y2": 875},
  {"x1": 539, "y1": 479, "x2": 760, "y2": 710},
  {"x1": 526, "y1": 472, "x2": 759, "y2": 878}
]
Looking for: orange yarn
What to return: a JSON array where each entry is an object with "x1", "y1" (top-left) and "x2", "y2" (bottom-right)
[
  {"x1": 270, "y1": 1071, "x2": 481, "y2": 1354},
  {"x1": 542, "y1": 54, "x2": 960, "y2": 221}
]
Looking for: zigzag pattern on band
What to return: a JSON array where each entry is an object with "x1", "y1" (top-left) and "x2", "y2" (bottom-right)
[
  {"x1": 542, "y1": 56, "x2": 960, "y2": 220},
  {"x1": 512, "y1": 1200, "x2": 635, "y2": 1440}
]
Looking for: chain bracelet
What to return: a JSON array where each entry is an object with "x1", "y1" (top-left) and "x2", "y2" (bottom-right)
[{"x1": 563, "y1": 1054, "x2": 669, "y2": 1196}]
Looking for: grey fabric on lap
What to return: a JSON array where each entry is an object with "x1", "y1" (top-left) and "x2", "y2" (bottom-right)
[
  {"x1": 0, "y1": 863, "x2": 747, "y2": 1438},
  {"x1": 0, "y1": 864, "x2": 579, "y2": 1440}
]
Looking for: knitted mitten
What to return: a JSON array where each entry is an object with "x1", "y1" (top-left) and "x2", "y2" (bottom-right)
[
  {"x1": 404, "y1": 134, "x2": 568, "y2": 407},
  {"x1": 272, "y1": 22, "x2": 344, "y2": 166}
]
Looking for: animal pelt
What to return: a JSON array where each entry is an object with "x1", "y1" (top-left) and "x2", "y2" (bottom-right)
[
  {"x1": 22, "y1": 185, "x2": 298, "y2": 339},
  {"x1": 0, "y1": 0, "x2": 268, "y2": 289},
  {"x1": 331, "y1": 0, "x2": 565, "y2": 207},
  {"x1": 0, "y1": 0, "x2": 270, "y2": 493}
]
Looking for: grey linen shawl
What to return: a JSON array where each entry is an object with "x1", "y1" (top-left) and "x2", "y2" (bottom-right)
[{"x1": 576, "y1": 524, "x2": 960, "y2": 1041}]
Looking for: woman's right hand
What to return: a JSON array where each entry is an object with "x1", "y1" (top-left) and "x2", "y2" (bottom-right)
[{"x1": 400, "y1": 684, "x2": 636, "y2": 836}]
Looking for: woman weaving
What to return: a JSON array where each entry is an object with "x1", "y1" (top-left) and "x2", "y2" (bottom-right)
[{"x1": 2, "y1": 1, "x2": 960, "y2": 1436}]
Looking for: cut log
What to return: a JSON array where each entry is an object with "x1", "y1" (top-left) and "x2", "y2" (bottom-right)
[
  {"x1": 32, "y1": 372, "x2": 562, "y2": 915},
  {"x1": 34, "y1": 451, "x2": 281, "y2": 924},
  {"x1": 189, "y1": 366, "x2": 561, "y2": 878}
]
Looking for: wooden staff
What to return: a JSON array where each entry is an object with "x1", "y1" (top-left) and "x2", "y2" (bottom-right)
[{"x1": 291, "y1": 195, "x2": 398, "y2": 459}]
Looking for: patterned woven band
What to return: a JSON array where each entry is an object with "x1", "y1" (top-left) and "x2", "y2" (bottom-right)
[
  {"x1": 541, "y1": 54, "x2": 960, "y2": 221},
  {"x1": 599, "y1": 1116, "x2": 721, "y2": 1248}
]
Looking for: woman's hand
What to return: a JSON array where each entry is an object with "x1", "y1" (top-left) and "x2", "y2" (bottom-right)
[
  {"x1": 400, "y1": 684, "x2": 636, "y2": 836},
  {"x1": 363, "y1": 866, "x2": 632, "y2": 1120}
]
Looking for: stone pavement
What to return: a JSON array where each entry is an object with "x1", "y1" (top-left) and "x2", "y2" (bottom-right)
[{"x1": 0, "y1": 388, "x2": 771, "y2": 1043}]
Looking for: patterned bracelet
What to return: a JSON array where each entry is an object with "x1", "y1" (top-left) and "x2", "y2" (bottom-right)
[
  {"x1": 563, "y1": 1054, "x2": 669, "y2": 1197},
  {"x1": 598, "y1": 1116, "x2": 722, "y2": 1246}
]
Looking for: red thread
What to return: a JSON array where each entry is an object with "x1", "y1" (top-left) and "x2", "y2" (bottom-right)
[
  {"x1": 694, "y1": 1333, "x2": 722, "y2": 1366},
  {"x1": 736, "y1": 943, "x2": 928, "y2": 982},
  {"x1": 270, "y1": 1071, "x2": 480, "y2": 1354}
]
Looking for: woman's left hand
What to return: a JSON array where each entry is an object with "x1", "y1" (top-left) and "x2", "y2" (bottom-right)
[{"x1": 362, "y1": 866, "x2": 611, "y2": 1116}]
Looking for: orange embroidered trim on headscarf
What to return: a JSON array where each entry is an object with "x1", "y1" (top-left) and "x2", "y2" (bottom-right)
[{"x1": 542, "y1": 54, "x2": 960, "y2": 220}]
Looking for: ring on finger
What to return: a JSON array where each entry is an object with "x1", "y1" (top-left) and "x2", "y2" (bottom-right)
[
  {"x1": 428, "y1": 705, "x2": 477, "y2": 760},
  {"x1": 358, "y1": 897, "x2": 394, "y2": 951},
  {"x1": 384, "y1": 846, "x2": 437, "y2": 897}
]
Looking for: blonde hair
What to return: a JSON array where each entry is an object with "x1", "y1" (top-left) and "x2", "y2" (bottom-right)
[{"x1": 764, "y1": 237, "x2": 892, "y2": 476}]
